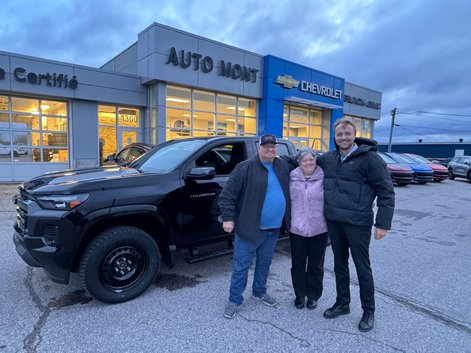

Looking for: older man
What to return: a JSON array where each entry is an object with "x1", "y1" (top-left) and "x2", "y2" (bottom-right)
[
  {"x1": 317, "y1": 118, "x2": 395, "y2": 332},
  {"x1": 219, "y1": 134, "x2": 291, "y2": 319}
]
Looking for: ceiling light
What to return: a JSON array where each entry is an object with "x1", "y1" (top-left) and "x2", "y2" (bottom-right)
[{"x1": 166, "y1": 97, "x2": 190, "y2": 103}]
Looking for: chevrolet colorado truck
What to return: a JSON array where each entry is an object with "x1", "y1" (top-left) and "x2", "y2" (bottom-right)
[{"x1": 13, "y1": 136, "x2": 297, "y2": 303}]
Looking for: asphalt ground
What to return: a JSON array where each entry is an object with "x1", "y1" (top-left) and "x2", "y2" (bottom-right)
[{"x1": 0, "y1": 179, "x2": 470, "y2": 353}]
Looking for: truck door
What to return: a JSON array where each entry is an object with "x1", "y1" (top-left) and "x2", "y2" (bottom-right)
[{"x1": 178, "y1": 141, "x2": 247, "y2": 243}]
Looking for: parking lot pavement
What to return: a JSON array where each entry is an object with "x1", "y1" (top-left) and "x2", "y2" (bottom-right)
[{"x1": 1, "y1": 181, "x2": 470, "y2": 353}]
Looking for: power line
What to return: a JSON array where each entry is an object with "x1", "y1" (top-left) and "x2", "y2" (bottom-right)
[
  {"x1": 397, "y1": 124, "x2": 471, "y2": 131},
  {"x1": 412, "y1": 110, "x2": 471, "y2": 118},
  {"x1": 395, "y1": 111, "x2": 471, "y2": 121}
]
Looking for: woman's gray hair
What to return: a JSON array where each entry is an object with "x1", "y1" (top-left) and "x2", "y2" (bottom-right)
[{"x1": 296, "y1": 148, "x2": 317, "y2": 163}]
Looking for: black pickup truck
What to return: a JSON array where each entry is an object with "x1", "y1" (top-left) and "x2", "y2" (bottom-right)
[{"x1": 13, "y1": 136, "x2": 297, "y2": 303}]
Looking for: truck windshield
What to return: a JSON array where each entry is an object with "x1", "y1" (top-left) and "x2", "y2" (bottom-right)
[{"x1": 137, "y1": 139, "x2": 207, "y2": 173}]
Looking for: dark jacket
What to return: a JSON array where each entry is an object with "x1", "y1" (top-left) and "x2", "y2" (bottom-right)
[
  {"x1": 218, "y1": 154, "x2": 291, "y2": 243},
  {"x1": 317, "y1": 137, "x2": 395, "y2": 229}
]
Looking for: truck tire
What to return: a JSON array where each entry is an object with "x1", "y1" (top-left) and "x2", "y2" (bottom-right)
[{"x1": 79, "y1": 226, "x2": 160, "y2": 303}]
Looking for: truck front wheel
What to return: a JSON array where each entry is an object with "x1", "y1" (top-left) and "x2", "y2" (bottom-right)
[{"x1": 79, "y1": 226, "x2": 160, "y2": 303}]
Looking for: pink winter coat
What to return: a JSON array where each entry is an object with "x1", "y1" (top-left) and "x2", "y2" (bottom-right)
[{"x1": 289, "y1": 166, "x2": 328, "y2": 237}]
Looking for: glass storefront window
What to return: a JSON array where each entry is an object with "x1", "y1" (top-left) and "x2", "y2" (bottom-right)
[
  {"x1": 194, "y1": 112, "x2": 215, "y2": 132},
  {"x1": 98, "y1": 104, "x2": 141, "y2": 164},
  {"x1": 309, "y1": 110, "x2": 322, "y2": 125},
  {"x1": 217, "y1": 95, "x2": 237, "y2": 114},
  {"x1": 42, "y1": 132, "x2": 67, "y2": 146},
  {"x1": 12, "y1": 131, "x2": 29, "y2": 145},
  {"x1": 167, "y1": 86, "x2": 191, "y2": 109},
  {"x1": 12, "y1": 97, "x2": 39, "y2": 114},
  {"x1": 283, "y1": 102, "x2": 330, "y2": 151},
  {"x1": 164, "y1": 85, "x2": 258, "y2": 140},
  {"x1": 118, "y1": 107, "x2": 140, "y2": 128},
  {"x1": 0, "y1": 113, "x2": 9, "y2": 128},
  {"x1": 98, "y1": 105, "x2": 116, "y2": 125},
  {"x1": 41, "y1": 117, "x2": 67, "y2": 131},
  {"x1": 12, "y1": 114, "x2": 40, "y2": 130},
  {"x1": 194, "y1": 90, "x2": 215, "y2": 111},
  {"x1": 0, "y1": 96, "x2": 8, "y2": 111},
  {"x1": 0, "y1": 130, "x2": 11, "y2": 145},
  {"x1": 99, "y1": 126, "x2": 117, "y2": 159},
  {"x1": 0, "y1": 96, "x2": 69, "y2": 164},
  {"x1": 344, "y1": 115, "x2": 373, "y2": 139},
  {"x1": 290, "y1": 107, "x2": 309, "y2": 125},
  {"x1": 240, "y1": 117, "x2": 256, "y2": 135},
  {"x1": 41, "y1": 100, "x2": 67, "y2": 116},
  {"x1": 238, "y1": 98, "x2": 257, "y2": 117}
]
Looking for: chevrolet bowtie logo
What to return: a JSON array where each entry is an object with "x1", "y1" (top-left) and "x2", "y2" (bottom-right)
[{"x1": 275, "y1": 75, "x2": 300, "y2": 89}]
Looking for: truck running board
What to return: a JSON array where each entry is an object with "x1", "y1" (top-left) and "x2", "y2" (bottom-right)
[{"x1": 185, "y1": 247, "x2": 234, "y2": 263}]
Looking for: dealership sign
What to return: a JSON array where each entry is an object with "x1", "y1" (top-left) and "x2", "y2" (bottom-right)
[
  {"x1": 344, "y1": 94, "x2": 381, "y2": 110},
  {"x1": 166, "y1": 47, "x2": 259, "y2": 83},
  {"x1": 274, "y1": 74, "x2": 342, "y2": 100},
  {"x1": 0, "y1": 66, "x2": 78, "y2": 89}
]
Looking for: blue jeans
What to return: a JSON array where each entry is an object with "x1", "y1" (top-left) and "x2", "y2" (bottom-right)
[{"x1": 228, "y1": 229, "x2": 279, "y2": 305}]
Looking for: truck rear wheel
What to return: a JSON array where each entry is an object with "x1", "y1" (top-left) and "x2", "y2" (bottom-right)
[{"x1": 80, "y1": 226, "x2": 160, "y2": 303}]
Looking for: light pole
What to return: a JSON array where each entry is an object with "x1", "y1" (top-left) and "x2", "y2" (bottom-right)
[{"x1": 387, "y1": 107, "x2": 397, "y2": 152}]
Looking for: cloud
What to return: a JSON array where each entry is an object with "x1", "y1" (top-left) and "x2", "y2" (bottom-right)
[{"x1": 1, "y1": 0, "x2": 470, "y2": 143}]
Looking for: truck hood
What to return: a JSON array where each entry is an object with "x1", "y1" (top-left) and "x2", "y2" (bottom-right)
[{"x1": 23, "y1": 166, "x2": 141, "y2": 192}]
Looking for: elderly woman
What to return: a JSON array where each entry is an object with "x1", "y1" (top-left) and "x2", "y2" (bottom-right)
[{"x1": 289, "y1": 148, "x2": 329, "y2": 309}]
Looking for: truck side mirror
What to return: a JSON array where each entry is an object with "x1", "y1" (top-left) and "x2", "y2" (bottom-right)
[
  {"x1": 185, "y1": 167, "x2": 216, "y2": 180},
  {"x1": 104, "y1": 153, "x2": 116, "y2": 162}
]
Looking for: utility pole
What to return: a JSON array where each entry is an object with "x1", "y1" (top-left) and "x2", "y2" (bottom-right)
[{"x1": 388, "y1": 107, "x2": 396, "y2": 152}]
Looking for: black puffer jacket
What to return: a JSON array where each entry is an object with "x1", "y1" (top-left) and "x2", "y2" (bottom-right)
[{"x1": 317, "y1": 137, "x2": 395, "y2": 229}]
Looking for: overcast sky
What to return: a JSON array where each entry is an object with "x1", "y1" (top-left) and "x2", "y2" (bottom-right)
[{"x1": 1, "y1": 0, "x2": 470, "y2": 143}]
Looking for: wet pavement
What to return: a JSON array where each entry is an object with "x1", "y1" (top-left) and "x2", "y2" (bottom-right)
[{"x1": 1, "y1": 181, "x2": 470, "y2": 353}]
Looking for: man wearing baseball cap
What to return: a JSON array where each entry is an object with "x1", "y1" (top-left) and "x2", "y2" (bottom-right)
[{"x1": 219, "y1": 133, "x2": 291, "y2": 319}]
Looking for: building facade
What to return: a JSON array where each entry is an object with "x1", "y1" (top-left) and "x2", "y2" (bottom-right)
[{"x1": 0, "y1": 22, "x2": 382, "y2": 182}]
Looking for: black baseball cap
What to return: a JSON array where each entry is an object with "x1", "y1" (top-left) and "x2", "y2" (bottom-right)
[{"x1": 259, "y1": 134, "x2": 277, "y2": 145}]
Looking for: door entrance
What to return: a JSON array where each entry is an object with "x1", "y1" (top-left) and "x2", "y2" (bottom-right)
[{"x1": 119, "y1": 129, "x2": 138, "y2": 149}]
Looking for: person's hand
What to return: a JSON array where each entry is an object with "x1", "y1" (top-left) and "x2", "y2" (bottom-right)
[
  {"x1": 374, "y1": 228, "x2": 388, "y2": 240},
  {"x1": 223, "y1": 221, "x2": 234, "y2": 233}
]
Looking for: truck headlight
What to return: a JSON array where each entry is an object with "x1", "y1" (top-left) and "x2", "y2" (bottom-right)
[{"x1": 36, "y1": 194, "x2": 90, "y2": 210}]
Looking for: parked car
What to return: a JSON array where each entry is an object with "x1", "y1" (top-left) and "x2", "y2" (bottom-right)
[
  {"x1": 429, "y1": 157, "x2": 452, "y2": 167},
  {"x1": 447, "y1": 155, "x2": 471, "y2": 183},
  {"x1": 403, "y1": 153, "x2": 448, "y2": 182},
  {"x1": 0, "y1": 146, "x2": 20, "y2": 157},
  {"x1": 383, "y1": 152, "x2": 433, "y2": 184},
  {"x1": 378, "y1": 153, "x2": 414, "y2": 186},
  {"x1": 103, "y1": 142, "x2": 155, "y2": 167}
]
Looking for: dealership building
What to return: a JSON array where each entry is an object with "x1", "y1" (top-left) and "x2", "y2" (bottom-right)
[{"x1": 0, "y1": 22, "x2": 382, "y2": 182}]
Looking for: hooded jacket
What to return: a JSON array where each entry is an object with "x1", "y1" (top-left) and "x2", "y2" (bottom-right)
[
  {"x1": 317, "y1": 137, "x2": 395, "y2": 229},
  {"x1": 289, "y1": 165, "x2": 328, "y2": 237}
]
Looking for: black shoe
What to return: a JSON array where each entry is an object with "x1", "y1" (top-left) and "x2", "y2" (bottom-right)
[
  {"x1": 323, "y1": 303, "x2": 350, "y2": 319},
  {"x1": 306, "y1": 299, "x2": 317, "y2": 310},
  {"x1": 294, "y1": 297, "x2": 305, "y2": 309},
  {"x1": 358, "y1": 311, "x2": 374, "y2": 332}
]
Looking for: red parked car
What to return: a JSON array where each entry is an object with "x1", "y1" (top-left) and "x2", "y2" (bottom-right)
[
  {"x1": 378, "y1": 153, "x2": 414, "y2": 186},
  {"x1": 403, "y1": 153, "x2": 449, "y2": 182}
]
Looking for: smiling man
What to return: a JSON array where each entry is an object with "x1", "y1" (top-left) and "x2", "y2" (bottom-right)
[
  {"x1": 219, "y1": 134, "x2": 291, "y2": 319},
  {"x1": 317, "y1": 118, "x2": 395, "y2": 332}
]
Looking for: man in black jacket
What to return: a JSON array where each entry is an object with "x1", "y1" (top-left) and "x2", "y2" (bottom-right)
[
  {"x1": 317, "y1": 118, "x2": 395, "y2": 332},
  {"x1": 219, "y1": 134, "x2": 291, "y2": 319}
]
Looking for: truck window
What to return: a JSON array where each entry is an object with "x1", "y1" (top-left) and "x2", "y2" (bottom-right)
[{"x1": 195, "y1": 143, "x2": 246, "y2": 175}]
